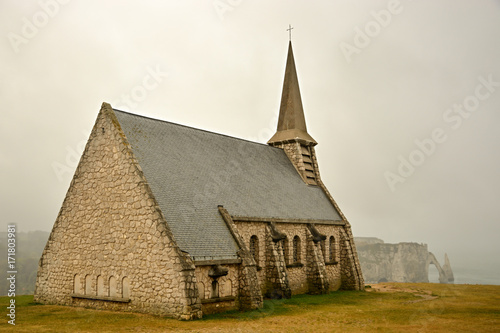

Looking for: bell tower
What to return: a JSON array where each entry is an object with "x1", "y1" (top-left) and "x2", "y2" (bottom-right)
[{"x1": 268, "y1": 41, "x2": 319, "y2": 185}]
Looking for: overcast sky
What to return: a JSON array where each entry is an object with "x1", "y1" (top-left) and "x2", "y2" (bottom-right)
[{"x1": 1, "y1": 1, "x2": 499, "y2": 282}]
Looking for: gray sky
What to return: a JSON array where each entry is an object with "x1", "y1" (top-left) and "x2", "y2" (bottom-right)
[{"x1": 1, "y1": 1, "x2": 499, "y2": 281}]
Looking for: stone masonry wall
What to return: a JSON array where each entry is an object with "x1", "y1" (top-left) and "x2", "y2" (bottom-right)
[
  {"x1": 195, "y1": 264, "x2": 238, "y2": 314},
  {"x1": 34, "y1": 104, "x2": 202, "y2": 320},
  {"x1": 233, "y1": 221, "x2": 267, "y2": 293},
  {"x1": 235, "y1": 221, "x2": 342, "y2": 296},
  {"x1": 315, "y1": 224, "x2": 342, "y2": 291},
  {"x1": 195, "y1": 265, "x2": 238, "y2": 300},
  {"x1": 272, "y1": 142, "x2": 312, "y2": 183},
  {"x1": 217, "y1": 207, "x2": 263, "y2": 311},
  {"x1": 269, "y1": 142, "x2": 364, "y2": 292},
  {"x1": 277, "y1": 223, "x2": 308, "y2": 295}
]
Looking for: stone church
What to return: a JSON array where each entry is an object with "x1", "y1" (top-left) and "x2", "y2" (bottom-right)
[{"x1": 34, "y1": 41, "x2": 364, "y2": 320}]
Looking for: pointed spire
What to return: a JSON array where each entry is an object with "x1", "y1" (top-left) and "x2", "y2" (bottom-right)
[{"x1": 268, "y1": 41, "x2": 317, "y2": 146}]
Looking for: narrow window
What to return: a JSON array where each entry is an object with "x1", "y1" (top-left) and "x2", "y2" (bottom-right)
[
  {"x1": 329, "y1": 236, "x2": 336, "y2": 262},
  {"x1": 249, "y1": 235, "x2": 259, "y2": 266},
  {"x1": 122, "y1": 277, "x2": 130, "y2": 299},
  {"x1": 74, "y1": 274, "x2": 82, "y2": 294},
  {"x1": 97, "y1": 275, "x2": 105, "y2": 296},
  {"x1": 293, "y1": 236, "x2": 301, "y2": 264},
  {"x1": 211, "y1": 280, "x2": 219, "y2": 298},
  {"x1": 223, "y1": 278, "x2": 232, "y2": 297},
  {"x1": 320, "y1": 239, "x2": 326, "y2": 261},
  {"x1": 85, "y1": 274, "x2": 92, "y2": 295},
  {"x1": 109, "y1": 276, "x2": 117, "y2": 297}
]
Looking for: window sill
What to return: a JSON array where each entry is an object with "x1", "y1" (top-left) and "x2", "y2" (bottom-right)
[
  {"x1": 286, "y1": 263, "x2": 304, "y2": 268},
  {"x1": 70, "y1": 293, "x2": 131, "y2": 303},
  {"x1": 201, "y1": 296, "x2": 236, "y2": 304}
]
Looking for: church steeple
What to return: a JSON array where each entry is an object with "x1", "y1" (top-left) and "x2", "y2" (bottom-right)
[
  {"x1": 268, "y1": 41, "x2": 317, "y2": 146},
  {"x1": 268, "y1": 40, "x2": 319, "y2": 186}
]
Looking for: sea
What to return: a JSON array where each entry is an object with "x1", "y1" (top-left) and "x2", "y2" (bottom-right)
[{"x1": 428, "y1": 265, "x2": 500, "y2": 285}]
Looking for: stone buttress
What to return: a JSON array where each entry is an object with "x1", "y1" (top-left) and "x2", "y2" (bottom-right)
[
  {"x1": 264, "y1": 223, "x2": 291, "y2": 299},
  {"x1": 306, "y1": 224, "x2": 329, "y2": 294}
]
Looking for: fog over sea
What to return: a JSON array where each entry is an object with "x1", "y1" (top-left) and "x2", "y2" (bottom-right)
[{"x1": 429, "y1": 265, "x2": 500, "y2": 286}]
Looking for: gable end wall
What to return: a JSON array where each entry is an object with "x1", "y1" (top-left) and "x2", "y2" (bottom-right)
[{"x1": 34, "y1": 103, "x2": 202, "y2": 319}]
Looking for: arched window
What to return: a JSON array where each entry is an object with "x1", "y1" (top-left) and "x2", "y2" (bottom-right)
[
  {"x1": 85, "y1": 274, "x2": 92, "y2": 295},
  {"x1": 283, "y1": 237, "x2": 290, "y2": 264},
  {"x1": 197, "y1": 282, "x2": 205, "y2": 300},
  {"x1": 329, "y1": 236, "x2": 336, "y2": 262},
  {"x1": 74, "y1": 274, "x2": 82, "y2": 294},
  {"x1": 122, "y1": 277, "x2": 130, "y2": 299},
  {"x1": 97, "y1": 275, "x2": 105, "y2": 296},
  {"x1": 249, "y1": 235, "x2": 259, "y2": 266},
  {"x1": 293, "y1": 236, "x2": 301, "y2": 264},
  {"x1": 109, "y1": 276, "x2": 117, "y2": 297},
  {"x1": 223, "y1": 278, "x2": 232, "y2": 297}
]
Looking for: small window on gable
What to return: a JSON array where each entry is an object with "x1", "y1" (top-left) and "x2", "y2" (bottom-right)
[
  {"x1": 74, "y1": 274, "x2": 82, "y2": 294},
  {"x1": 293, "y1": 236, "x2": 301, "y2": 264},
  {"x1": 97, "y1": 275, "x2": 105, "y2": 296},
  {"x1": 122, "y1": 277, "x2": 130, "y2": 299},
  {"x1": 109, "y1": 276, "x2": 117, "y2": 297},
  {"x1": 85, "y1": 275, "x2": 92, "y2": 295}
]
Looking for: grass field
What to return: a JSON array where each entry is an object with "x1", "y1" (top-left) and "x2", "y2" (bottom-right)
[{"x1": 1, "y1": 283, "x2": 499, "y2": 332}]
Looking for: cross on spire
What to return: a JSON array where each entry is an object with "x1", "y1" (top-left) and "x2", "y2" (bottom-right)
[{"x1": 287, "y1": 24, "x2": 294, "y2": 41}]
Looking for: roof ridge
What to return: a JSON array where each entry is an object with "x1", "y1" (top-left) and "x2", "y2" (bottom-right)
[{"x1": 113, "y1": 108, "x2": 279, "y2": 150}]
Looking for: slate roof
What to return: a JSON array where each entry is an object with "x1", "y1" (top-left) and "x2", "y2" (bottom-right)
[{"x1": 114, "y1": 109, "x2": 342, "y2": 260}]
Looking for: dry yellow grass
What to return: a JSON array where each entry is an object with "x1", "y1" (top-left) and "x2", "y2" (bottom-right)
[{"x1": 1, "y1": 283, "x2": 499, "y2": 332}]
